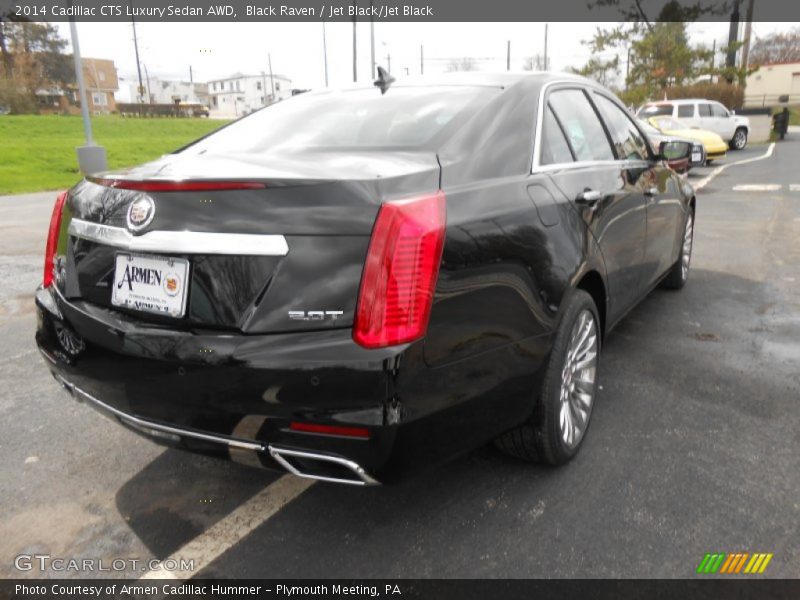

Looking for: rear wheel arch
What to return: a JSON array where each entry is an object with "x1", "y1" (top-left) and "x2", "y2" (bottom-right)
[{"x1": 576, "y1": 270, "x2": 607, "y2": 341}]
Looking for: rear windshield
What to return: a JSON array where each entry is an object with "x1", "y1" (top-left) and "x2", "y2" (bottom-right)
[
  {"x1": 637, "y1": 104, "x2": 674, "y2": 118},
  {"x1": 182, "y1": 86, "x2": 500, "y2": 155}
]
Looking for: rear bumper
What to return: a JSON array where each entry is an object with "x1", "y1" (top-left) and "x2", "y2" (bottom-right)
[
  {"x1": 35, "y1": 284, "x2": 403, "y2": 484},
  {"x1": 47, "y1": 369, "x2": 378, "y2": 485}
]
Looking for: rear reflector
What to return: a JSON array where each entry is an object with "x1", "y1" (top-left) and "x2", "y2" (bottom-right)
[
  {"x1": 353, "y1": 191, "x2": 446, "y2": 349},
  {"x1": 289, "y1": 422, "x2": 371, "y2": 439},
  {"x1": 43, "y1": 191, "x2": 68, "y2": 288},
  {"x1": 87, "y1": 178, "x2": 266, "y2": 192}
]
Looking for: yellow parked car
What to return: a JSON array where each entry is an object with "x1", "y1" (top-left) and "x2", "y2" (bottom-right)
[{"x1": 647, "y1": 116, "x2": 728, "y2": 163}]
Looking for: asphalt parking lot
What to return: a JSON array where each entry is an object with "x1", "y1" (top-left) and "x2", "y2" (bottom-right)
[{"x1": 1, "y1": 139, "x2": 798, "y2": 580}]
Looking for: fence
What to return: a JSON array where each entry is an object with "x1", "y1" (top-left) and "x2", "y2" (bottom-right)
[{"x1": 117, "y1": 103, "x2": 209, "y2": 117}]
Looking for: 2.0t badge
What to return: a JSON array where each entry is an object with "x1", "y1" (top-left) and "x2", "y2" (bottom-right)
[{"x1": 126, "y1": 196, "x2": 155, "y2": 232}]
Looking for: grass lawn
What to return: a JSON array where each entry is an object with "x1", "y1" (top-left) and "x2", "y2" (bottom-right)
[{"x1": 0, "y1": 115, "x2": 231, "y2": 195}]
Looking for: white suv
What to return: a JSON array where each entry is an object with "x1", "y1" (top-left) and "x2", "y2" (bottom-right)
[{"x1": 637, "y1": 99, "x2": 750, "y2": 150}]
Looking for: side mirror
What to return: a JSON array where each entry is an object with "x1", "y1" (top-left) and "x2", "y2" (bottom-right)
[{"x1": 659, "y1": 140, "x2": 692, "y2": 161}]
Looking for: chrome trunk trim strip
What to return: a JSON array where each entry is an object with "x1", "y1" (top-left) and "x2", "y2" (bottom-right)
[{"x1": 68, "y1": 219, "x2": 289, "y2": 256}]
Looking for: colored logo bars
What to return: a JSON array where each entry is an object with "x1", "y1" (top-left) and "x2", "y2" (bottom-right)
[{"x1": 697, "y1": 552, "x2": 773, "y2": 574}]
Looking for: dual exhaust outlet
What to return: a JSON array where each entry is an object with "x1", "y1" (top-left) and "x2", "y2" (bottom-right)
[{"x1": 50, "y1": 369, "x2": 380, "y2": 486}]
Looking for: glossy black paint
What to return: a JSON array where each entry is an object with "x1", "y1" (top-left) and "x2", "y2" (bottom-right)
[{"x1": 36, "y1": 73, "x2": 694, "y2": 483}]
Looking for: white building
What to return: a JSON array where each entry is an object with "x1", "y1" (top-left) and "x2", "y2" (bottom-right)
[
  {"x1": 127, "y1": 78, "x2": 208, "y2": 106},
  {"x1": 745, "y1": 61, "x2": 800, "y2": 107},
  {"x1": 207, "y1": 72, "x2": 292, "y2": 117}
]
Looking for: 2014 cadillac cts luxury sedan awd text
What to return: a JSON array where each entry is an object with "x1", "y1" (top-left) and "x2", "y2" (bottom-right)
[{"x1": 35, "y1": 73, "x2": 696, "y2": 485}]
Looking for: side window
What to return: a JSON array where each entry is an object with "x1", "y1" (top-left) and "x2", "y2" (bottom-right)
[
  {"x1": 540, "y1": 105, "x2": 575, "y2": 165},
  {"x1": 549, "y1": 89, "x2": 614, "y2": 162},
  {"x1": 699, "y1": 103, "x2": 713, "y2": 117},
  {"x1": 677, "y1": 104, "x2": 694, "y2": 118},
  {"x1": 712, "y1": 103, "x2": 729, "y2": 118},
  {"x1": 593, "y1": 94, "x2": 650, "y2": 161}
]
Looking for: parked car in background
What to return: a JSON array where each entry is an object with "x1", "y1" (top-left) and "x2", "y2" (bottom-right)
[
  {"x1": 637, "y1": 99, "x2": 750, "y2": 150},
  {"x1": 638, "y1": 119, "x2": 704, "y2": 173},
  {"x1": 645, "y1": 115, "x2": 728, "y2": 163},
  {"x1": 36, "y1": 73, "x2": 696, "y2": 485},
  {"x1": 0, "y1": 105, "x2": 10, "y2": 116}
]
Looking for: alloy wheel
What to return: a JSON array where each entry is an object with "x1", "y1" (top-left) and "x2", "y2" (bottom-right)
[
  {"x1": 559, "y1": 309, "x2": 598, "y2": 449},
  {"x1": 733, "y1": 130, "x2": 747, "y2": 149}
]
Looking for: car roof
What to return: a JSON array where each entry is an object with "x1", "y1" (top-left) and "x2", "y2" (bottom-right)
[
  {"x1": 319, "y1": 71, "x2": 598, "y2": 94},
  {"x1": 644, "y1": 99, "x2": 722, "y2": 105}
]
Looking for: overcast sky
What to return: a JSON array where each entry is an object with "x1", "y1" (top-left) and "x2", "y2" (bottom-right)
[{"x1": 53, "y1": 21, "x2": 795, "y2": 100}]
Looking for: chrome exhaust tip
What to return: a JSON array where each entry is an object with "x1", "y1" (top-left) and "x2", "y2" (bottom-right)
[{"x1": 268, "y1": 446, "x2": 380, "y2": 486}]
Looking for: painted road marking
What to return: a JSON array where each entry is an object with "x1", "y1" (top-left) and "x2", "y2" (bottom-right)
[
  {"x1": 791, "y1": 184, "x2": 800, "y2": 192},
  {"x1": 694, "y1": 143, "x2": 775, "y2": 191},
  {"x1": 732, "y1": 184, "x2": 781, "y2": 191},
  {"x1": 139, "y1": 474, "x2": 314, "y2": 580}
]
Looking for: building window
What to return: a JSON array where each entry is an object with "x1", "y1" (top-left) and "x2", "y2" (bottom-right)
[
  {"x1": 98, "y1": 71, "x2": 106, "y2": 82},
  {"x1": 257, "y1": 81, "x2": 262, "y2": 90},
  {"x1": 212, "y1": 82, "x2": 217, "y2": 91},
  {"x1": 236, "y1": 81, "x2": 241, "y2": 91},
  {"x1": 276, "y1": 82, "x2": 281, "y2": 91},
  {"x1": 92, "y1": 93, "x2": 107, "y2": 106}
]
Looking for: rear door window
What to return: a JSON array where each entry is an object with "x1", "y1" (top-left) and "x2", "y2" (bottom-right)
[
  {"x1": 593, "y1": 94, "x2": 650, "y2": 161},
  {"x1": 698, "y1": 103, "x2": 713, "y2": 117},
  {"x1": 677, "y1": 104, "x2": 694, "y2": 118},
  {"x1": 540, "y1": 105, "x2": 575, "y2": 165},
  {"x1": 549, "y1": 89, "x2": 614, "y2": 162}
]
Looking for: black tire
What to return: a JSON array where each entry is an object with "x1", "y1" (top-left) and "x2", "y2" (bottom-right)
[
  {"x1": 730, "y1": 127, "x2": 748, "y2": 150},
  {"x1": 661, "y1": 209, "x2": 694, "y2": 290},
  {"x1": 495, "y1": 289, "x2": 601, "y2": 465}
]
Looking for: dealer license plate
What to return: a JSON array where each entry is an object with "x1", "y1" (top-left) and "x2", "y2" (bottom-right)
[
  {"x1": 111, "y1": 253, "x2": 190, "y2": 318},
  {"x1": 691, "y1": 151, "x2": 702, "y2": 163}
]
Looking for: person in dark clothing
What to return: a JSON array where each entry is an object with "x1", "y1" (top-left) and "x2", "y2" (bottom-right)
[{"x1": 773, "y1": 108, "x2": 790, "y2": 140}]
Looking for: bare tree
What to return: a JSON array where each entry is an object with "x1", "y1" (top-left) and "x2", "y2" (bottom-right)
[
  {"x1": 446, "y1": 57, "x2": 477, "y2": 72},
  {"x1": 523, "y1": 55, "x2": 545, "y2": 71},
  {"x1": 748, "y1": 27, "x2": 800, "y2": 66}
]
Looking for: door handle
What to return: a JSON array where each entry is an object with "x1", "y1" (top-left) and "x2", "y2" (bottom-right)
[{"x1": 576, "y1": 189, "x2": 602, "y2": 206}]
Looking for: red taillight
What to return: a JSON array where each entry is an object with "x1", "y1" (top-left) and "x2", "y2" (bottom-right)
[
  {"x1": 43, "y1": 191, "x2": 68, "y2": 288},
  {"x1": 289, "y1": 422, "x2": 371, "y2": 439},
  {"x1": 353, "y1": 191, "x2": 446, "y2": 349},
  {"x1": 87, "y1": 178, "x2": 266, "y2": 192}
]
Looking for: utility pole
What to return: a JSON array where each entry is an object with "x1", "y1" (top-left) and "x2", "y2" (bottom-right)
[
  {"x1": 322, "y1": 21, "x2": 329, "y2": 87},
  {"x1": 130, "y1": 3, "x2": 144, "y2": 115},
  {"x1": 506, "y1": 40, "x2": 511, "y2": 71},
  {"x1": 626, "y1": 46, "x2": 631, "y2": 84},
  {"x1": 261, "y1": 71, "x2": 267, "y2": 105},
  {"x1": 387, "y1": 53, "x2": 391, "y2": 73},
  {"x1": 711, "y1": 39, "x2": 716, "y2": 83},
  {"x1": 268, "y1": 53, "x2": 275, "y2": 101},
  {"x1": 740, "y1": 0, "x2": 755, "y2": 80},
  {"x1": 69, "y1": 19, "x2": 106, "y2": 173},
  {"x1": 420, "y1": 44, "x2": 424, "y2": 75},
  {"x1": 369, "y1": 0, "x2": 376, "y2": 78},
  {"x1": 543, "y1": 23, "x2": 548, "y2": 71},
  {"x1": 143, "y1": 63, "x2": 151, "y2": 103},
  {"x1": 189, "y1": 65, "x2": 193, "y2": 83},
  {"x1": 725, "y1": 0, "x2": 741, "y2": 83},
  {"x1": 352, "y1": 3, "x2": 357, "y2": 82}
]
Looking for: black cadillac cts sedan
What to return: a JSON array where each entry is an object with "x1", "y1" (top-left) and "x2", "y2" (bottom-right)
[{"x1": 35, "y1": 73, "x2": 695, "y2": 485}]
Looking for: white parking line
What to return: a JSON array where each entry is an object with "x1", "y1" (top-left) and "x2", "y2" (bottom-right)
[
  {"x1": 139, "y1": 474, "x2": 314, "y2": 581},
  {"x1": 694, "y1": 143, "x2": 776, "y2": 191},
  {"x1": 791, "y1": 184, "x2": 800, "y2": 192},
  {"x1": 732, "y1": 184, "x2": 782, "y2": 192}
]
